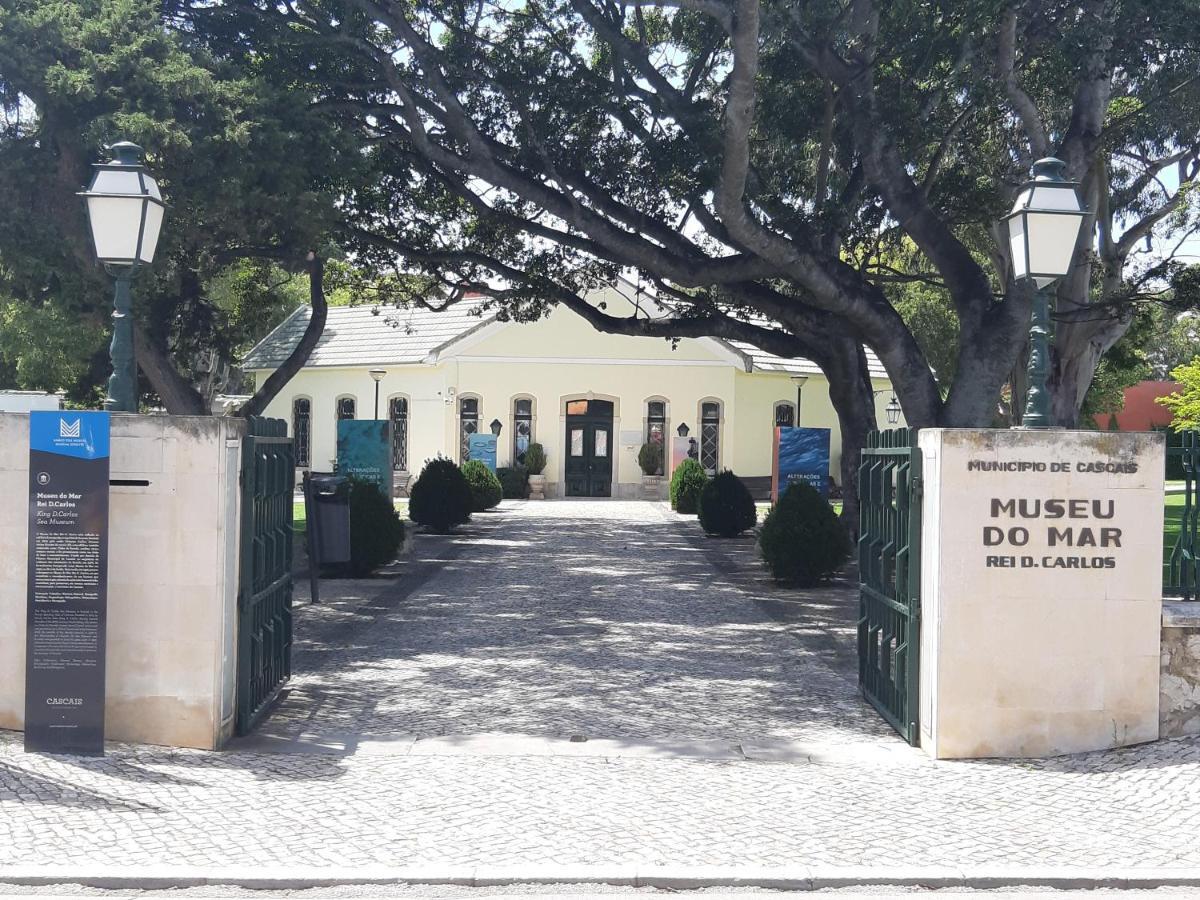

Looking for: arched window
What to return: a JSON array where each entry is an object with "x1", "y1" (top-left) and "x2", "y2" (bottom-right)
[
  {"x1": 645, "y1": 399, "x2": 667, "y2": 475},
  {"x1": 459, "y1": 395, "x2": 480, "y2": 461},
  {"x1": 292, "y1": 397, "x2": 312, "y2": 468},
  {"x1": 388, "y1": 395, "x2": 409, "y2": 471},
  {"x1": 774, "y1": 401, "x2": 796, "y2": 428},
  {"x1": 700, "y1": 400, "x2": 722, "y2": 475},
  {"x1": 336, "y1": 395, "x2": 356, "y2": 422},
  {"x1": 513, "y1": 397, "x2": 534, "y2": 463}
]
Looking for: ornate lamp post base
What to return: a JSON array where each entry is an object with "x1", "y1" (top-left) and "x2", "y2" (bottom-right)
[
  {"x1": 1021, "y1": 282, "x2": 1054, "y2": 429},
  {"x1": 103, "y1": 267, "x2": 137, "y2": 413}
]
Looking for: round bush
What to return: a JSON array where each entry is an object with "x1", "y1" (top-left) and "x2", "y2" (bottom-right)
[
  {"x1": 637, "y1": 442, "x2": 663, "y2": 476},
  {"x1": 524, "y1": 442, "x2": 547, "y2": 475},
  {"x1": 698, "y1": 471, "x2": 757, "y2": 537},
  {"x1": 461, "y1": 459, "x2": 503, "y2": 511},
  {"x1": 759, "y1": 482, "x2": 850, "y2": 585},
  {"x1": 496, "y1": 465, "x2": 529, "y2": 499},
  {"x1": 346, "y1": 478, "x2": 404, "y2": 577},
  {"x1": 408, "y1": 457, "x2": 473, "y2": 533},
  {"x1": 669, "y1": 458, "x2": 708, "y2": 514}
]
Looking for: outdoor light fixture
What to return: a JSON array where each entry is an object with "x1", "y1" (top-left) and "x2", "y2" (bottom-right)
[
  {"x1": 885, "y1": 395, "x2": 902, "y2": 425},
  {"x1": 79, "y1": 141, "x2": 165, "y2": 412},
  {"x1": 1003, "y1": 157, "x2": 1088, "y2": 428},
  {"x1": 369, "y1": 368, "x2": 387, "y2": 419},
  {"x1": 489, "y1": 418, "x2": 503, "y2": 437},
  {"x1": 677, "y1": 422, "x2": 690, "y2": 438}
]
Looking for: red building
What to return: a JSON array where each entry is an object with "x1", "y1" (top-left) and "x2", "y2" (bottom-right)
[{"x1": 1092, "y1": 380, "x2": 1180, "y2": 431}]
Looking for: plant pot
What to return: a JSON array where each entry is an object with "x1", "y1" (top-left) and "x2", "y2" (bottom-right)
[
  {"x1": 527, "y1": 473, "x2": 547, "y2": 500},
  {"x1": 640, "y1": 474, "x2": 663, "y2": 500}
]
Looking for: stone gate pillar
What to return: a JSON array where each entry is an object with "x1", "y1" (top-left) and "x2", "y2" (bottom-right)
[{"x1": 918, "y1": 429, "x2": 1164, "y2": 758}]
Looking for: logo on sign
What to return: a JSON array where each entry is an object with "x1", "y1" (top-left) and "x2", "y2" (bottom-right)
[{"x1": 59, "y1": 419, "x2": 80, "y2": 438}]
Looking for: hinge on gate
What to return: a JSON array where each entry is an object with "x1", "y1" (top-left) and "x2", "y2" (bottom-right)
[{"x1": 911, "y1": 474, "x2": 923, "y2": 497}]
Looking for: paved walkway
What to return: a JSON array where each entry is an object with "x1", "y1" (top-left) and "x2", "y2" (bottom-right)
[{"x1": 1, "y1": 501, "x2": 1199, "y2": 885}]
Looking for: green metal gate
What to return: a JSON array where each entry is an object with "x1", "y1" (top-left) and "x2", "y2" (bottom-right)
[
  {"x1": 1165, "y1": 430, "x2": 1200, "y2": 601},
  {"x1": 236, "y1": 416, "x2": 295, "y2": 735},
  {"x1": 857, "y1": 427, "x2": 922, "y2": 745}
]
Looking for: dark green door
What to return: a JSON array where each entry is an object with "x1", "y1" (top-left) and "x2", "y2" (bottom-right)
[{"x1": 565, "y1": 399, "x2": 613, "y2": 497}]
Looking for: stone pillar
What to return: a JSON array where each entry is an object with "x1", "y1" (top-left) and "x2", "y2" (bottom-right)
[{"x1": 918, "y1": 429, "x2": 1164, "y2": 758}]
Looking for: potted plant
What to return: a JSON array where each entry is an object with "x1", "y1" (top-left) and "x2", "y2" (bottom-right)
[
  {"x1": 525, "y1": 442, "x2": 548, "y2": 499},
  {"x1": 637, "y1": 442, "x2": 664, "y2": 499}
]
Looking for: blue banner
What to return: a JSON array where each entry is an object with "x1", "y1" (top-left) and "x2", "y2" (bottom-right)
[
  {"x1": 29, "y1": 410, "x2": 109, "y2": 460},
  {"x1": 337, "y1": 420, "x2": 392, "y2": 498},
  {"x1": 773, "y1": 426, "x2": 831, "y2": 500},
  {"x1": 467, "y1": 433, "x2": 498, "y2": 472}
]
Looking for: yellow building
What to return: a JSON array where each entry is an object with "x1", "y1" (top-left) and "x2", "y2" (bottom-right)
[{"x1": 243, "y1": 282, "x2": 899, "y2": 498}]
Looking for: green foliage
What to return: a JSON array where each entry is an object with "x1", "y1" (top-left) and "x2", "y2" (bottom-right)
[
  {"x1": 669, "y1": 458, "x2": 708, "y2": 514},
  {"x1": 461, "y1": 459, "x2": 502, "y2": 511},
  {"x1": 524, "y1": 442, "x2": 546, "y2": 475},
  {"x1": 697, "y1": 471, "x2": 757, "y2": 537},
  {"x1": 346, "y1": 478, "x2": 404, "y2": 577},
  {"x1": 637, "y1": 442, "x2": 663, "y2": 476},
  {"x1": 1160, "y1": 360, "x2": 1200, "y2": 429},
  {"x1": 889, "y1": 278, "x2": 959, "y2": 391},
  {"x1": 496, "y1": 465, "x2": 529, "y2": 499},
  {"x1": 758, "y1": 483, "x2": 850, "y2": 586},
  {"x1": 408, "y1": 457, "x2": 472, "y2": 533}
]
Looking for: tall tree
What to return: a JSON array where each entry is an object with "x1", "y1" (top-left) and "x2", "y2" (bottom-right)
[
  {"x1": 197, "y1": 0, "x2": 1199, "y2": 512},
  {"x1": 0, "y1": 0, "x2": 358, "y2": 412}
]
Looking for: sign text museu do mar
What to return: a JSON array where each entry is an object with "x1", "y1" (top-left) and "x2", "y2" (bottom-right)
[{"x1": 972, "y1": 455, "x2": 1141, "y2": 571}]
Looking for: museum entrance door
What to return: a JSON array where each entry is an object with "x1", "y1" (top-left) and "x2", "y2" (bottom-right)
[{"x1": 564, "y1": 399, "x2": 613, "y2": 497}]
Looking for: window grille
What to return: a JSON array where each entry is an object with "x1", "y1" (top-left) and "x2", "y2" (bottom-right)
[
  {"x1": 700, "y1": 401, "x2": 721, "y2": 474},
  {"x1": 460, "y1": 396, "x2": 479, "y2": 461},
  {"x1": 292, "y1": 398, "x2": 311, "y2": 468},
  {"x1": 514, "y1": 398, "x2": 533, "y2": 463},
  {"x1": 336, "y1": 396, "x2": 356, "y2": 421},
  {"x1": 389, "y1": 396, "x2": 409, "y2": 471},
  {"x1": 775, "y1": 402, "x2": 795, "y2": 428},
  {"x1": 646, "y1": 400, "x2": 666, "y2": 474}
]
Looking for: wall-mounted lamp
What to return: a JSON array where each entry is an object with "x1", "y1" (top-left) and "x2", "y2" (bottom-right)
[
  {"x1": 677, "y1": 422, "x2": 690, "y2": 438},
  {"x1": 489, "y1": 418, "x2": 503, "y2": 437},
  {"x1": 885, "y1": 395, "x2": 902, "y2": 425}
]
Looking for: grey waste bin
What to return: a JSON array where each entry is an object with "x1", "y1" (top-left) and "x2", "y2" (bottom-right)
[{"x1": 307, "y1": 473, "x2": 351, "y2": 564}]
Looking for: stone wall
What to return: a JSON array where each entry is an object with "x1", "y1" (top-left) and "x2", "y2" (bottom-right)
[
  {"x1": 0, "y1": 413, "x2": 244, "y2": 750},
  {"x1": 1161, "y1": 601, "x2": 1200, "y2": 739}
]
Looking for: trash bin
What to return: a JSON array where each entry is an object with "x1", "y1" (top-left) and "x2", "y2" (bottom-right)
[{"x1": 306, "y1": 473, "x2": 351, "y2": 564}]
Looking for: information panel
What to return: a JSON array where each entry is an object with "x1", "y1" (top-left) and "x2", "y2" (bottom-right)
[
  {"x1": 771, "y1": 426, "x2": 831, "y2": 500},
  {"x1": 467, "y1": 433, "x2": 498, "y2": 472},
  {"x1": 25, "y1": 410, "x2": 110, "y2": 755},
  {"x1": 337, "y1": 419, "x2": 392, "y2": 498}
]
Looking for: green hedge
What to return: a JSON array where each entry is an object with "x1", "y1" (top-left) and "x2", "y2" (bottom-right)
[
  {"x1": 698, "y1": 471, "x2": 757, "y2": 537},
  {"x1": 409, "y1": 457, "x2": 473, "y2": 533},
  {"x1": 346, "y1": 478, "x2": 404, "y2": 576},
  {"x1": 670, "y1": 458, "x2": 708, "y2": 514},
  {"x1": 758, "y1": 482, "x2": 849, "y2": 585},
  {"x1": 461, "y1": 459, "x2": 503, "y2": 511}
]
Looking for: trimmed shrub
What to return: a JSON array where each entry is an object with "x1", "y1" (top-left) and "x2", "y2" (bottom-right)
[
  {"x1": 698, "y1": 471, "x2": 757, "y2": 537},
  {"x1": 637, "y1": 442, "x2": 663, "y2": 476},
  {"x1": 759, "y1": 482, "x2": 850, "y2": 586},
  {"x1": 524, "y1": 442, "x2": 547, "y2": 475},
  {"x1": 462, "y1": 459, "x2": 503, "y2": 511},
  {"x1": 409, "y1": 456, "x2": 473, "y2": 533},
  {"x1": 346, "y1": 478, "x2": 404, "y2": 577},
  {"x1": 497, "y1": 465, "x2": 529, "y2": 499},
  {"x1": 669, "y1": 457, "x2": 708, "y2": 514}
]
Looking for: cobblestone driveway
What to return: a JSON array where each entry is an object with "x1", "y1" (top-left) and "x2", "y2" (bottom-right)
[
  {"x1": 1, "y1": 501, "x2": 1199, "y2": 878},
  {"x1": 255, "y1": 500, "x2": 886, "y2": 749}
]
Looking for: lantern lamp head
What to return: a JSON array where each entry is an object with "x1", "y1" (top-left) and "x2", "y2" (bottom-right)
[
  {"x1": 78, "y1": 142, "x2": 165, "y2": 269},
  {"x1": 368, "y1": 368, "x2": 387, "y2": 383},
  {"x1": 885, "y1": 394, "x2": 902, "y2": 425},
  {"x1": 489, "y1": 418, "x2": 503, "y2": 436},
  {"x1": 1004, "y1": 157, "x2": 1087, "y2": 288},
  {"x1": 676, "y1": 422, "x2": 690, "y2": 438}
]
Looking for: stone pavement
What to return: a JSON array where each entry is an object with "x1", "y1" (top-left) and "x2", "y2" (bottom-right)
[{"x1": 1, "y1": 500, "x2": 1199, "y2": 886}]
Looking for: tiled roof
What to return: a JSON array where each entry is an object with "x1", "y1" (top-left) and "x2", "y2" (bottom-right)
[
  {"x1": 242, "y1": 299, "x2": 494, "y2": 370},
  {"x1": 243, "y1": 291, "x2": 889, "y2": 381},
  {"x1": 727, "y1": 340, "x2": 889, "y2": 380}
]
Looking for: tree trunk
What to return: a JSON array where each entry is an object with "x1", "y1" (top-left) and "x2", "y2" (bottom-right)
[
  {"x1": 134, "y1": 325, "x2": 208, "y2": 415},
  {"x1": 823, "y1": 337, "x2": 877, "y2": 538},
  {"x1": 238, "y1": 252, "x2": 328, "y2": 418}
]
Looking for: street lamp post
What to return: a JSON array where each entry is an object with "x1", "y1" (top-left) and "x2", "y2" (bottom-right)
[
  {"x1": 369, "y1": 368, "x2": 387, "y2": 419},
  {"x1": 78, "y1": 142, "x2": 165, "y2": 413},
  {"x1": 1003, "y1": 157, "x2": 1088, "y2": 428}
]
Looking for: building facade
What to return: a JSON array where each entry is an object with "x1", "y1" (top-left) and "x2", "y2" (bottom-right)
[{"x1": 243, "y1": 283, "x2": 900, "y2": 498}]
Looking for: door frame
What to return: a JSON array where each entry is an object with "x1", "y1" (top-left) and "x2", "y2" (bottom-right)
[{"x1": 558, "y1": 392, "x2": 621, "y2": 498}]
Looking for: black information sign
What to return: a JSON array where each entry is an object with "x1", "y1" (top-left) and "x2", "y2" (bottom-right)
[{"x1": 25, "y1": 410, "x2": 110, "y2": 755}]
